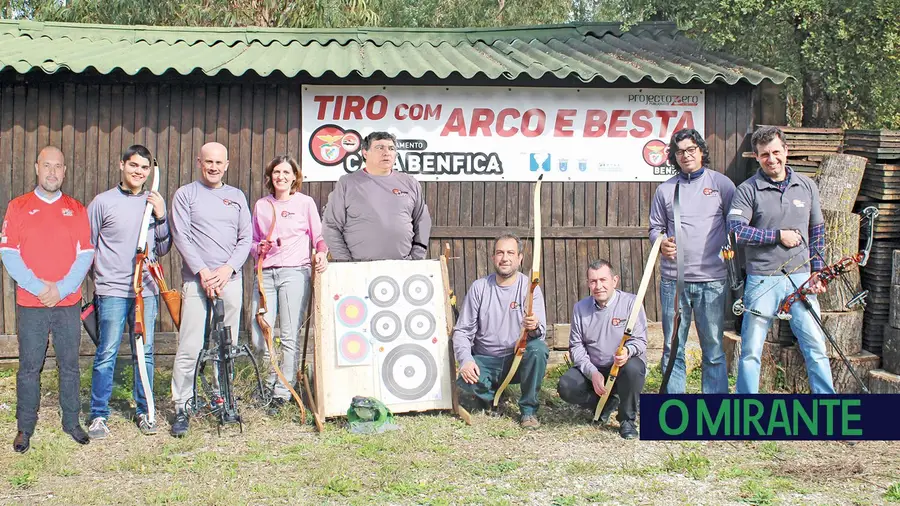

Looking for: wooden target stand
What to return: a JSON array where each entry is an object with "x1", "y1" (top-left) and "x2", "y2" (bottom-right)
[{"x1": 309, "y1": 247, "x2": 471, "y2": 426}]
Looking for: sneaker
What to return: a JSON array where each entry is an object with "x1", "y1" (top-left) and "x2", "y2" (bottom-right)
[
  {"x1": 88, "y1": 417, "x2": 110, "y2": 440},
  {"x1": 137, "y1": 414, "x2": 158, "y2": 435},
  {"x1": 266, "y1": 397, "x2": 286, "y2": 417},
  {"x1": 171, "y1": 410, "x2": 189, "y2": 438},
  {"x1": 619, "y1": 420, "x2": 639, "y2": 440},
  {"x1": 520, "y1": 414, "x2": 541, "y2": 430}
]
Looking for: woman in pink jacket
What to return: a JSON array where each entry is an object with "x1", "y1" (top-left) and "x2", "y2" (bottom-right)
[{"x1": 250, "y1": 155, "x2": 328, "y2": 414}]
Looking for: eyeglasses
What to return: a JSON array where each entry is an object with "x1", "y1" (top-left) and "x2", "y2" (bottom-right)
[{"x1": 675, "y1": 146, "x2": 699, "y2": 158}]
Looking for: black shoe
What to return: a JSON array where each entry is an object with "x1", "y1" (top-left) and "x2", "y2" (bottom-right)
[
  {"x1": 597, "y1": 396, "x2": 620, "y2": 426},
  {"x1": 477, "y1": 398, "x2": 504, "y2": 417},
  {"x1": 13, "y1": 431, "x2": 31, "y2": 453},
  {"x1": 64, "y1": 425, "x2": 90, "y2": 445},
  {"x1": 619, "y1": 420, "x2": 639, "y2": 440},
  {"x1": 266, "y1": 397, "x2": 286, "y2": 416},
  {"x1": 171, "y1": 410, "x2": 189, "y2": 438}
]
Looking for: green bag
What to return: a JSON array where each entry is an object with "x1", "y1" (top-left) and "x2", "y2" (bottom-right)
[{"x1": 346, "y1": 396, "x2": 401, "y2": 434}]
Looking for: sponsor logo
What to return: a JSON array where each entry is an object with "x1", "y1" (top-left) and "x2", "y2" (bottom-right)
[
  {"x1": 221, "y1": 199, "x2": 241, "y2": 209},
  {"x1": 280, "y1": 210, "x2": 295, "y2": 219},
  {"x1": 62, "y1": 208, "x2": 73, "y2": 217},
  {"x1": 529, "y1": 153, "x2": 551, "y2": 172},
  {"x1": 28, "y1": 209, "x2": 39, "y2": 215},
  {"x1": 578, "y1": 159, "x2": 588, "y2": 172},
  {"x1": 628, "y1": 94, "x2": 700, "y2": 107},
  {"x1": 793, "y1": 200, "x2": 806, "y2": 208},
  {"x1": 309, "y1": 124, "x2": 364, "y2": 167},
  {"x1": 392, "y1": 188, "x2": 409, "y2": 196},
  {"x1": 558, "y1": 159, "x2": 568, "y2": 172},
  {"x1": 703, "y1": 188, "x2": 720, "y2": 197},
  {"x1": 611, "y1": 317, "x2": 625, "y2": 327},
  {"x1": 510, "y1": 301, "x2": 519, "y2": 310}
]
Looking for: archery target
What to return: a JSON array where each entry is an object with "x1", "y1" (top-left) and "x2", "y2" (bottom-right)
[
  {"x1": 337, "y1": 331, "x2": 371, "y2": 365},
  {"x1": 371, "y1": 311, "x2": 402, "y2": 343},
  {"x1": 404, "y1": 309, "x2": 436, "y2": 340},
  {"x1": 403, "y1": 274, "x2": 434, "y2": 306},
  {"x1": 336, "y1": 296, "x2": 367, "y2": 327},
  {"x1": 369, "y1": 276, "x2": 401, "y2": 307},
  {"x1": 380, "y1": 344, "x2": 439, "y2": 403}
]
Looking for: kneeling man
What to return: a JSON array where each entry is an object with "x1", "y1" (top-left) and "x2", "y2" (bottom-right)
[
  {"x1": 557, "y1": 260, "x2": 647, "y2": 439},
  {"x1": 451, "y1": 234, "x2": 549, "y2": 429}
]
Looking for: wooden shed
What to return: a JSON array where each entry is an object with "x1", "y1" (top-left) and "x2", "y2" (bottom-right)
[{"x1": 0, "y1": 20, "x2": 788, "y2": 363}]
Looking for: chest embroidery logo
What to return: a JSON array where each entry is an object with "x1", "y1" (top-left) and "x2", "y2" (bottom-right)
[
  {"x1": 62, "y1": 208, "x2": 73, "y2": 217},
  {"x1": 280, "y1": 210, "x2": 296, "y2": 219},
  {"x1": 792, "y1": 199, "x2": 806, "y2": 208},
  {"x1": 703, "y1": 188, "x2": 719, "y2": 196},
  {"x1": 611, "y1": 317, "x2": 625, "y2": 327},
  {"x1": 509, "y1": 301, "x2": 519, "y2": 310},
  {"x1": 392, "y1": 188, "x2": 409, "y2": 196}
]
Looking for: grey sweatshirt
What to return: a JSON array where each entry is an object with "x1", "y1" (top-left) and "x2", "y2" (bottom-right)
[
  {"x1": 87, "y1": 186, "x2": 172, "y2": 297},
  {"x1": 569, "y1": 291, "x2": 648, "y2": 378},
  {"x1": 170, "y1": 180, "x2": 252, "y2": 282},
  {"x1": 451, "y1": 272, "x2": 547, "y2": 366},
  {"x1": 649, "y1": 168, "x2": 735, "y2": 282},
  {"x1": 322, "y1": 169, "x2": 432, "y2": 261}
]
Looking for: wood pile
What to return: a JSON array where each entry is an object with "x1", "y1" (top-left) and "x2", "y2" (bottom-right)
[
  {"x1": 850, "y1": 129, "x2": 900, "y2": 356},
  {"x1": 869, "y1": 250, "x2": 900, "y2": 393}
]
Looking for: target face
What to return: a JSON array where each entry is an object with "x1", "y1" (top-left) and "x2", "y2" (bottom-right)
[
  {"x1": 405, "y1": 309, "x2": 436, "y2": 340},
  {"x1": 368, "y1": 276, "x2": 400, "y2": 307},
  {"x1": 381, "y1": 344, "x2": 438, "y2": 401},
  {"x1": 338, "y1": 332, "x2": 371, "y2": 364},
  {"x1": 336, "y1": 296, "x2": 368, "y2": 327},
  {"x1": 371, "y1": 311, "x2": 402, "y2": 343},
  {"x1": 403, "y1": 275, "x2": 434, "y2": 306}
]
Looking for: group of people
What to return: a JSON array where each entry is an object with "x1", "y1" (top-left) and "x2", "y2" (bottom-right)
[{"x1": 1, "y1": 123, "x2": 834, "y2": 452}]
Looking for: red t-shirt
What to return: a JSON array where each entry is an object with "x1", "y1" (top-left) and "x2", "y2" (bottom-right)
[{"x1": 0, "y1": 191, "x2": 92, "y2": 307}]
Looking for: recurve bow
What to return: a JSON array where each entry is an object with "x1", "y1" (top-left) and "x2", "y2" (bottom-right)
[
  {"x1": 132, "y1": 160, "x2": 160, "y2": 426},
  {"x1": 659, "y1": 181, "x2": 683, "y2": 394}
]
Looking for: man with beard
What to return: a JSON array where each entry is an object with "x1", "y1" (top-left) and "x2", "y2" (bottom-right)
[
  {"x1": 169, "y1": 142, "x2": 252, "y2": 437},
  {"x1": 649, "y1": 128, "x2": 735, "y2": 394},
  {"x1": 322, "y1": 131, "x2": 432, "y2": 261},
  {"x1": 557, "y1": 260, "x2": 647, "y2": 439},
  {"x1": 451, "y1": 234, "x2": 548, "y2": 429},
  {"x1": 1, "y1": 146, "x2": 94, "y2": 452},
  {"x1": 86, "y1": 145, "x2": 172, "y2": 438}
]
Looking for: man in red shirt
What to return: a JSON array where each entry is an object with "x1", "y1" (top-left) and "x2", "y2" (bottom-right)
[{"x1": 0, "y1": 146, "x2": 94, "y2": 453}]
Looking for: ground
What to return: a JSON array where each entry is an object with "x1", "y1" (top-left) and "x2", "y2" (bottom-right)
[{"x1": 0, "y1": 364, "x2": 898, "y2": 505}]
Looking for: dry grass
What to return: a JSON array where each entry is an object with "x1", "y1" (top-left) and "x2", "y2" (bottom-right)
[{"x1": 0, "y1": 365, "x2": 897, "y2": 505}]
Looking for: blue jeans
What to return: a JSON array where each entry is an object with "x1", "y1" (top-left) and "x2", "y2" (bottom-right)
[
  {"x1": 89, "y1": 295, "x2": 158, "y2": 419},
  {"x1": 737, "y1": 273, "x2": 835, "y2": 394},
  {"x1": 659, "y1": 278, "x2": 729, "y2": 394}
]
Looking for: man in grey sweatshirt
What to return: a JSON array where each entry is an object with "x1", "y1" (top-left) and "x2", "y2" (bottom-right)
[
  {"x1": 87, "y1": 145, "x2": 171, "y2": 438},
  {"x1": 557, "y1": 260, "x2": 647, "y2": 439},
  {"x1": 169, "y1": 142, "x2": 252, "y2": 437},
  {"x1": 649, "y1": 128, "x2": 735, "y2": 394},
  {"x1": 322, "y1": 131, "x2": 432, "y2": 261},
  {"x1": 451, "y1": 234, "x2": 549, "y2": 429}
]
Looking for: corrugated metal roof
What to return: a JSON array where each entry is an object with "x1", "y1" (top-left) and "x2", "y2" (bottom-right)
[{"x1": 0, "y1": 20, "x2": 790, "y2": 85}]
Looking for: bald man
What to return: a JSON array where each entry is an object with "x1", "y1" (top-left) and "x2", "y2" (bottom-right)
[
  {"x1": 169, "y1": 142, "x2": 251, "y2": 437},
  {"x1": 1, "y1": 146, "x2": 94, "y2": 452}
]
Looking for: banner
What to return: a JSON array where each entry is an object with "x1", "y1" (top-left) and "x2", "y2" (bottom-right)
[{"x1": 300, "y1": 85, "x2": 705, "y2": 182}]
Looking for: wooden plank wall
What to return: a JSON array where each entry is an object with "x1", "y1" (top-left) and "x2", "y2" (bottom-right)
[{"x1": 0, "y1": 78, "x2": 757, "y2": 357}]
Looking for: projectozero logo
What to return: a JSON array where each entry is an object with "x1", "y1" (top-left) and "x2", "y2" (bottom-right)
[
  {"x1": 309, "y1": 124, "x2": 363, "y2": 166},
  {"x1": 642, "y1": 139, "x2": 669, "y2": 167},
  {"x1": 611, "y1": 318, "x2": 625, "y2": 327}
]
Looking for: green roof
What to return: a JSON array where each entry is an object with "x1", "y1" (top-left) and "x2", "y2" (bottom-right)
[{"x1": 0, "y1": 20, "x2": 789, "y2": 85}]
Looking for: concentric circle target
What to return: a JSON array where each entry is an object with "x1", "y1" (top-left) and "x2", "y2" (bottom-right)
[
  {"x1": 402, "y1": 275, "x2": 434, "y2": 306},
  {"x1": 404, "y1": 309, "x2": 436, "y2": 340},
  {"x1": 368, "y1": 276, "x2": 400, "y2": 307},
  {"x1": 336, "y1": 296, "x2": 367, "y2": 327},
  {"x1": 338, "y1": 332, "x2": 371, "y2": 364},
  {"x1": 371, "y1": 311, "x2": 402, "y2": 343},
  {"x1": 381, "y1": 344, "x2": 438, "y2": 401}
]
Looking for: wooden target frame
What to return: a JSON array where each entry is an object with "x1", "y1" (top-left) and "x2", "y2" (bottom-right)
[{"x1": 313, "y1": 258, "x2": 464, "y2": 419}]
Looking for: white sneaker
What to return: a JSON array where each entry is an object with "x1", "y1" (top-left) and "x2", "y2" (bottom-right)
[
  {"x1": 137, "y1": 414, "x2": 158, "y2": 435},
  {"x1": 88, "y1": 417, "x2": 110, "y2": 439}
]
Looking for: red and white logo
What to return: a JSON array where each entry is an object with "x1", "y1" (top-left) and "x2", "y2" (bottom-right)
[
  {"x1": 611, "y1": 317, "x2": 625, "y2": 327},
  {"x1": 62, "y1": 208, "x2": 73, "y2": 217},
  {"x1": 642, "y1": 140, "x2": 668, "y2": 167},
  {"x1": 703, "y1": 188, "x2": 720, "y2": 196}
]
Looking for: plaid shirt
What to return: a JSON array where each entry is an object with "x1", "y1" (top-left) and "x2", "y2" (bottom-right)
[{"x1": 729, "y1": 168, "x2": 826, "y2": 272}]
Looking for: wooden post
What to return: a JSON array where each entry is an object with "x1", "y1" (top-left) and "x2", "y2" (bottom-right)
[
  {"x1": 884, "y1": 327, "x2": 900, "y2": 375},
  {"x1": 868, "y1": 369, "x2": 900, "y2": 394}
]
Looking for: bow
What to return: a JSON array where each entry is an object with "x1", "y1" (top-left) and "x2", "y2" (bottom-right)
[
  {"x1": 493, "y1": 174, "x2": 543, "y2": 406},
  {"x1": 298, "y1": 248, "x2": 324, "y2": 432},
  {"x1": 659, "y1": 181, "x2": 684, "y2": 394},
  {"x1": 256, "y1": 200, "x2": 306, "y2": 422},
  {"x1": 132, "y1": 160, "x2": 160, "y2": 427},
  {"x1": 595, "y1": 235, "x2": 664, "y2": 420}
]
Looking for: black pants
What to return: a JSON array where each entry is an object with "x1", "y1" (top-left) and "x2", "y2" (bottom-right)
[
  {"x1": 557, "y1": 358, "x2": 646, "y2": 423},
  {"x1": 16, "y1": 304, "x2": 82, "y2": 433}
]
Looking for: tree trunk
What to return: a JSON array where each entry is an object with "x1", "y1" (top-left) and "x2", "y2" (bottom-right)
[
  {"x1": 884, "y1": 326, "x2": 900, "y2": 375},
  {"x1": 818, "y1": 210, "x2": 863, "y2": 311},
  {"x1": 891, "y1": 285, "x2": 900, "y2": 329},
  {"x1": 819, "y1": 310, "x2": 864, "y2": 357},
  {"x1": 802, "y1": 71, "x2": 842, "y2": 127},
  {"x1": 816, "y1": 155, "x2": 866, "y2": 213},
  {"x1": 868, "y1": 369, "x2": 900, "y2": 394},
  {"x1": 782, "y1": 346, "x2": 879, "y2": 394}
]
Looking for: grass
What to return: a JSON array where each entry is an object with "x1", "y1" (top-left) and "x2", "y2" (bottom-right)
[{"x1": 0, "y1": 362, "x2": 894, "y2": 505}]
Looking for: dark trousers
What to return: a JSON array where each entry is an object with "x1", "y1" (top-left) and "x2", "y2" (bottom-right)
[
  {"x1": 16, "y1": 304, "x2": 82, "y2": 433},
  {"x1": 456, "y1": 339, "x2": 549, "y2": 416},
  {"x1": 557, "y1": 358, "x2": 645, "y2": 423}
]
